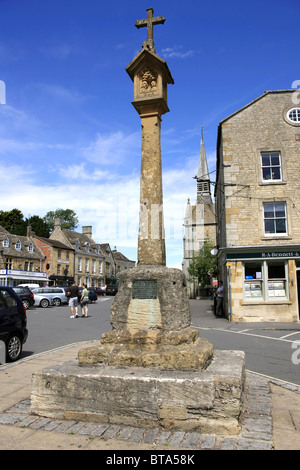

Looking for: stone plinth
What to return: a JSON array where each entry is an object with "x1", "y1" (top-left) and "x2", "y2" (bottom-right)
[
  {"x1": 31, "y1": 350, "x2": 245, "y2": 435},
  {"x1": 77, "y1": 266, "x2": 214, "y2": 370}
]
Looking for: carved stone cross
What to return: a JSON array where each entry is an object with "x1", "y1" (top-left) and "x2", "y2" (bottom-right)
[{"x1": 135, "y1": 8, "x2": 166, "y2": 52}]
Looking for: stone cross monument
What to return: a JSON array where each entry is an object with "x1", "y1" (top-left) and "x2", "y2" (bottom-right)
[
  {"x1": 31, "y1": 10, "x2": 245, "y2": 435},
  {"x1": 127, "y1": 8, "x2": 174, "y2": 266}
]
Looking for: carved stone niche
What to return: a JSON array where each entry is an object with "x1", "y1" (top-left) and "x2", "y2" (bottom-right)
[
  {"x1": 139, "y1": 67, "x2": 159, "y2": 97},
  {"x1": 126, "y1": 48, "x2": 174, "y2": 117}
]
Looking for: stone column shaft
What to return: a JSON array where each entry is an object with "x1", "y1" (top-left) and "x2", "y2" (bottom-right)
[{"x1": 138, "y1": 111, "x2": 165, "y2": 265}]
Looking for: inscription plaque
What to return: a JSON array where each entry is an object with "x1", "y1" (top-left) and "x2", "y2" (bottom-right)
[{"x1": 132, "y1": 279, "x2": 157, "y2": 299}]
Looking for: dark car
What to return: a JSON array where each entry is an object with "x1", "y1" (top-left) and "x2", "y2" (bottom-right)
[
  {"x1": 106, "y1": 285, "x2": 118, "y2": 296},
  {"x1": 0, "y1": 286, "x2": 28, "y2": 362},
  {"x1": 13, "y1": 286, "x2": 35, "y2": 309},
  {"x1": 78, "y1": 287, "x2": 97, "y2": 303},
  {"x1": 93, "y1": 287, "x2": 105, "y2": 296}
]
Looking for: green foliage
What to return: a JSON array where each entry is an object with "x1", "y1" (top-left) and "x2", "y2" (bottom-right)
[
  {"x1": 43, "y1": 208, "x2": 79, "y2": 232},
  {"x1": 0, "y1": 208, "x2": 78, "y2": 237},
  {"x1": 0, "y1": 209, "x2": 26, "y2": 235},
  {"x1": 188, "y1": 239, "x2": 218, "y2": 288}
]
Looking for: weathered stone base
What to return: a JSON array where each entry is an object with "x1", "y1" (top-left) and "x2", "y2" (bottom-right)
[
  {"x1": 31, "y1": 350, "x2": 245, "y2": 435},
  {"x1": 78, "y1": 327, "x2": 214, "y2": 370}
]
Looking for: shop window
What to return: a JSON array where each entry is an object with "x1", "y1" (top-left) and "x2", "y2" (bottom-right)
[
  {"x1": 267, "y1": 262, "x2": 287, "y2": 298},
  {"x1": 243, "y1": 260, "x2": 288, "y2": 301},
  {"x1": 244, "y1": 262, "x2": 263, "y2": 298}
]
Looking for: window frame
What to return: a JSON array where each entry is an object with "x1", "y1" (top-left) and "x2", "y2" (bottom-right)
[
  {"x1": 263, "y1": 202, "x2": 287, "y2": 237},
  {"x1": 261, "y1": 152, "x2": 282, "y2": 182},
  {"x1": 243, "y1": 260, "x2": 288, "y2": 301}
]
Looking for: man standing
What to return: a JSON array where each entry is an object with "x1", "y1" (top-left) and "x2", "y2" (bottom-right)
[
  {"x1": 216, "y1": 281, "x2": 224, "y2": 317},
  {"x1": 69, "y1": 281, "x2": 79, "y2": 318}
]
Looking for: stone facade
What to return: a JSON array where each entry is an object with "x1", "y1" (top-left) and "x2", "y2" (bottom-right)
[
  {"x1": 50, "y1": 219, "x2": 105, "y2": 287},
  {"x1": 215, "y1": 90, "x2": 300, "y2": 321},
  {"x1": 33, "y1": 236, "x2": 75, "y2": 286},
  {"x1": 0, "y1": 225, "x2": 46, "y2": 286}
]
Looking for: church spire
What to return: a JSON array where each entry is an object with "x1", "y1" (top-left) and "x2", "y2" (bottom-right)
[{"x1": 196, "y1": 126, "x2": 211, "y2": 204}]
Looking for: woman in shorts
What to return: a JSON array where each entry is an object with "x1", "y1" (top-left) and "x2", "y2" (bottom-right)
[{"x1": 80, "y1": 284, "x2": 89, "y2": 318}]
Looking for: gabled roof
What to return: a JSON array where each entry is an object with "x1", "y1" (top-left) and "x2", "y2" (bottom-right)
[
  {"x1": 219, "y1": 90, "x2": 295, "y2": 125},
  {"x1": 126, "y1": 47, "x2": 174, "y2": 84},
  {"x1": 34, "y1": 236, "x2": 74, "y2": 251}
]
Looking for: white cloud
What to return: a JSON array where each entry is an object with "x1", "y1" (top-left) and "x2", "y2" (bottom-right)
[
  {"x1": 161, "y1": 46, "x2": 194, "y2": 59},
  {"x1": 83, "y1": 131, "x2": 140, "y2": 166}
]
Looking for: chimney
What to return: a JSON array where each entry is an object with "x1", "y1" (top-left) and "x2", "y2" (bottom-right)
[
  {"x1": 54, "y1": 218, "x2": 61, "y2": 229},
  {"x1": 82, "y1": 226, "x2": 92, "y2": 239}
]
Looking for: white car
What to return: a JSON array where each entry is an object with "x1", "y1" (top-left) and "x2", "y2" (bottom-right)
[{"x1": 32, "y1": 287, "x2": 68, "y2": 308}]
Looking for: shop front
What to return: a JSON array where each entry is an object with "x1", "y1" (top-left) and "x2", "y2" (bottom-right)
[
  {"x1": 0, "y1": 268, "x2": 48, "y2": 287},
  {"x1": 220, "y1": 247, "x2": 300, "y2": 322}
]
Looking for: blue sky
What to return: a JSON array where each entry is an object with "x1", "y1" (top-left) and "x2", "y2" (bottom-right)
[{"x1": 0, "y1": 0, "x2": 299, "y2": 268}]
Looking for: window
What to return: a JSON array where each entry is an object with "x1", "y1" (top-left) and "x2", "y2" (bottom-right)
[
  {"x1": 244, "y1": 260, "x2": 288, "y2": 301},
  {"x1": 3, "y1": 237, "x2": 9, "y2": 248},
  {"x1": 28, "y1": 243, "x2": 34, "y2": 252},
  {"x1": 92, "y1": 260, "x2": 96, "y2": 273},
  {"x1": 78, "y1": 257, "x2": 82, "y2": 272},
  {"x1": 267, "y1": 262, "x2": 287, "y2": 298},
  {"x1": 57, "y1": 264, "x2": 61, "y2": 275},
  {"x1": 261, "y1": 152, "x2": 281, "y2": 181},
  {"x1": 15, "y1": 239, "x2": 21, "y2": 251},
  {"x1": 287, "y1": 108, "x2": 300, "y2": 123},
  {"x1": 99, "y1": 261, "x2": 103, "y2": 274},
  {"x1": 244, "y1": 262, "x2": 263, "y2": 298},
  {"x1": 85, "y1": 259, "x2": 89, "y2": 272},
  {"x1": 263, "y1": 202, "x2": 287, "y2": 235}
]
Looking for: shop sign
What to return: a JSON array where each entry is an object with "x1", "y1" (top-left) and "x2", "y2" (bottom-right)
[{"x1": 226, "y1": 251, "x2": 300, "y2": 260}]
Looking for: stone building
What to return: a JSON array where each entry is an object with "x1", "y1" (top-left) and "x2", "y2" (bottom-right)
[
  {"x1": 33, "y1": 236, "x2": 75, "y2": 286},
  {"x1": 0, "y1": 225, "x2": 46, "y2": 286},
  {"x1": 50, "y1": 219, "x2": 105, "y2": 288},
  {"x1": 112, "y1": 246, "x2": 136, "y2": 277},
  {"x1": 182, "y1": 129, "x2": 217, "y2": 297},
  {"x1": 215, "y1": 90, "x2": 300, "y2": 322}
]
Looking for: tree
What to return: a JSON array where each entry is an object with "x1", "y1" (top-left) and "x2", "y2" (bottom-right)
[
  {"x1": 0, "y1": 209, "x2": 26, "y2": 235},
  {"x1": 25, "y1": 215, "x2": 50, "y2": 238},
  {"x1": 43, "y1": 209, "x2": 79, "y2": 232},
  {"x1": 188, "y1": 239, "x2": 218, "y2": 295}
]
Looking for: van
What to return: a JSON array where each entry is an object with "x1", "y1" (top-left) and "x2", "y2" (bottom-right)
[{"x1": 18, "y1": 283, "x2": 40, "y2": 290}]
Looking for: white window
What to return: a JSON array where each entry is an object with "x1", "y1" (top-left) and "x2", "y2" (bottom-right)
[
  {"x1": 287, "y1": 108, "x2": 300, "y2": 123},
  {"x1": 85, "y1": 259, "x2": 89, "y2": 272},
  {"x1": 92, "y1": 260, "x2": 96, "y2": 273},
  {"x1": 78, "y1": 257, "x2": 82, "y2": 272},
  {"x1": 15, "y1": 239, "x2": 21, "y2": 251},
  {"x1": 3, "y1": 237, "x2": 9, "y2": 248},
  {"x1": 263, "y1": 202, "x2": 287, "y2": 236},
  {"x1": 261, "y1": 152, "x2": 281, "y2": 181},
  {"x1": 28, "y1": 243, "x2": 34, "y2": 252},
  {"x1": 99, "y1": 261, "x2": 103, "y2": 274}
]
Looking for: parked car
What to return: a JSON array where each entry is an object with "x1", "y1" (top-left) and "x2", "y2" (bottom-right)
[
  {"x1": 0, "y1": 286, "x2": 28, "y2": 362},
  {"x1": 93, "y1": 287, "x2": 105, "y2": 296},
  {"x1": 31, "y1": 287, "x2": 68, "y2": 307},
  {"x1": 13, "y1": 286, "x2": 35, "y2": 310},
  {"x1": 106, "y1": 285, "x2": 118, "y2": 296},
  {"x1": 78, "y1": 287, "x2": 97, "y2": 303}
]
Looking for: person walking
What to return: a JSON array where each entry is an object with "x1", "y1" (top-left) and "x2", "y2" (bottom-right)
[
  {"x1": 80, "y1": 284, "x2": 89, "y2": 318},
  {"x1": 69, "y1": 281, "x2": 79, "y2": 318}
]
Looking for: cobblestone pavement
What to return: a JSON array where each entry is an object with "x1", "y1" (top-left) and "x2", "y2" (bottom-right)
[{"x1": 0, "y1": 372, "x2": 275, "y2": 450}]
